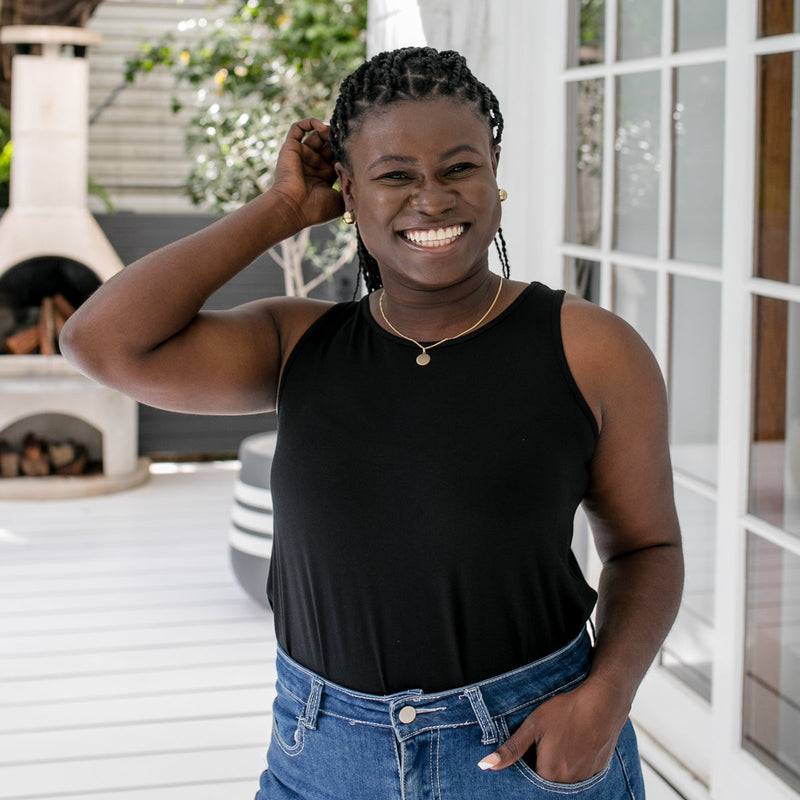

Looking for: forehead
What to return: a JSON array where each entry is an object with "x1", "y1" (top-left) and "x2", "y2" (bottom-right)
[{"x1": 345, "y1": 97, "x2": 494, "y2": 166}]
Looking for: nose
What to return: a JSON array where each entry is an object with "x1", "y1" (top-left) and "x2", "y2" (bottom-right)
[{"x1": 409, "y1": 179, "x2": 455, "y2": 216}]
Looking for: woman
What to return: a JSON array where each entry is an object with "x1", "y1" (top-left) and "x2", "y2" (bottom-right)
[{"x1": 61, "y1": 47, "x2": 682, "y2": 799}]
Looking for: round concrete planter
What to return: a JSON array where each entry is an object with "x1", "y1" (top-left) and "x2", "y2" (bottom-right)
[{"x1": 229, "y1": 432, "x2": 276, "y2": 607}]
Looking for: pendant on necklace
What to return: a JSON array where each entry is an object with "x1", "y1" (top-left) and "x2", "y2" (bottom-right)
[{"x1": 416, "y1": 352, "x2": 431, "y2": 366}]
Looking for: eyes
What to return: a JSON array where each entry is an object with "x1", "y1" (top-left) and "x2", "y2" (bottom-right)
[{"x1": 375, "y1": 162, "x2": 479, "y2": 183}]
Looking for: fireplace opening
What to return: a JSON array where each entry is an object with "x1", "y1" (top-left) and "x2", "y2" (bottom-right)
[
  {"x1": 0, "y1": 256, "x2": 100, "y2": 354},
  {"x1": 0, "y1": 412, "x2": 102, "y2": 479}
]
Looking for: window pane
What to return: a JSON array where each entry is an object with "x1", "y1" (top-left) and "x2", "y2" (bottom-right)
[
  {"x1": 614, "y1": 71, "x2": 661, "y2": 256},
  {"x1": 618, "y1": 0, "x2": 662, "y2": 60},
  {"x1": 672, "y1": 63, "x2": 725, "y2": 265},
  {"x1": 675, "y1": 0, "x2": 726, "y2": 50},
  {"x1": 566, "y1": 79, "x2": 604, "y2": 248},
  {"x1": 755, "y1": 53, "x2": 800, "y2": 284},
  {"x1": 669, "y1": 276, "x2": 721, "y2": 485},
  {"x1": 759, "y1": 0, "x2": 800, "y2": 36},
  {"x1": 750, "y1": 296, "x2": 800, "y2": 538},
  {"x1": 660, "y1": 485, "x2": 716, "y2": 701},
  {"x1": 744, "y1": 534, "x2": 800, "y2": 792},
  {"x1": 612, "y1": 264, "x2": 657, "y2": 353},
  {"x1": 569, "y1": 0, "x2": 606, "y2": 66},
  {"x1": 565, "y1": 257, "x2": 601, "y2": 304}
]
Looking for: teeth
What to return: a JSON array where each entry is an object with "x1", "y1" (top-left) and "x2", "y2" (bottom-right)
[{"x1": 403, "y1": 225, "x2": 465, "y2": 248}]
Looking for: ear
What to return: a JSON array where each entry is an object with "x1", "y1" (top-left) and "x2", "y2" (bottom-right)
[
  {"x1": 492, "y1": 145, "x2": 501, "y2": 175},
  {"x1": 335, "y1": 162, "x2": 356, "y2": 208}
]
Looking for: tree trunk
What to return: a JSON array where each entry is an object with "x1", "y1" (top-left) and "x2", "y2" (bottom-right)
[{"x1": 1, "y1": 0, "x2": 104, "y2": 109}]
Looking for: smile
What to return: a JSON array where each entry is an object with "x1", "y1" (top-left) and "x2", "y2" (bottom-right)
[{"x1": 401, "y1": 224, "x2": 466, "y2": 248}]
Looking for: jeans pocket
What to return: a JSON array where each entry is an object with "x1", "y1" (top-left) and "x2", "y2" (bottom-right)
[
  {"x1": 497, "y1": 707, "x2": 622, "y2": 797},
  {"x1": 271, "y1": 683, "x2": 308, "y2": 758}
]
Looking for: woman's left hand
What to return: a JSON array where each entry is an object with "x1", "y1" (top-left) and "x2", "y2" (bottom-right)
[{"x1": 477, "y1": 679, "x2": 628, "y2": 783}]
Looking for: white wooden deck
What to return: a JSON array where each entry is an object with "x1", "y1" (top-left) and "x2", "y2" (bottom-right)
[
  {"x1": 0, "y1": 462, "x2": 275, "y2": 800},
  {"x1": 0, "y1": 461, "x2": 687, "y2": 800}
]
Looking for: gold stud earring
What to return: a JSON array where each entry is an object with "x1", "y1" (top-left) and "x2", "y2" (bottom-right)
[
  {"x1": 498, "y1": 189, "x2": 508, "y2": 202},
  {"x1": 343, "y1": 210, "x2": 356, "y2": 224}
]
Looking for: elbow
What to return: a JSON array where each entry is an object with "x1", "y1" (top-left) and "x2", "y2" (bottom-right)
[
  {"x1": 59, "y1": 313, "x2": 82, "y2": 367},
  {"x1": 59, "y1": 311, "x2": 113, "y2": 384}
]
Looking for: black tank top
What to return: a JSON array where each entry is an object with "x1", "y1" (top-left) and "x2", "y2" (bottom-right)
[{"x1": 268, "y1": 282, "x2": 598, "y2": 695}]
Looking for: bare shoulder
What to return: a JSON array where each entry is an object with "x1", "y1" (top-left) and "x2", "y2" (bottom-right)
[
  {"x1": 244, "y1": 294, "x2": 335, "y2": 362},
  {"x1": 561, "y1": 294, "x2": 679, "y2": 559},
  {"x1": 560, "y1": 293, "x2": 666, "y2": 433}
]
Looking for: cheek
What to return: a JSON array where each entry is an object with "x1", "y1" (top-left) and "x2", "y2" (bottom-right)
[{"x1": 355, "y1": 193, "x2": 402, "y2": 237}]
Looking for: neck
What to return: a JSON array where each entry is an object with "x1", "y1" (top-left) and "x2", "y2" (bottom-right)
[{"x1": 375, "y1": 271, "x2": 501, "y2": 342}]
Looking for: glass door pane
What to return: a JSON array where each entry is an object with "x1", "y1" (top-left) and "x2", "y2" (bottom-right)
[
  {"x1": 565, "y1": 257, "x2": 601, "y2": 303},
  {"x1": 675, "y1": 0, "x2": 727, "y2": 50},
  {"x1": 661, "y1": 485, "x2": 716, "y2": 700},
  {"x1": 672, "y1": 62, "x2": 726, "y2": 265},
  {"x1": 612, "y1": 264, "x2": 657, "y2": 353},
  {"x1": 750, "y1": 296, "x2": 800, "y2": 538},
  {"x1": 614, "y1": 71, "x2": 661, "y2": 255},
  {"x1": 566, "y1": 79, "x2": 605, "y2": 247},
  {"x1": 669, "y1": 276, "x2": 721, "y2": 484},
  {"x1": 744, "y1": 534, "x2": 800, "y2": 792},
  {"x1": 618, "y1": 0, "x2": 662, "y2": 60},
  {"x1": 569, "y1": 0, "x2": 606, "y2": 66},
  {"x1": 760, "y1": 0, "x2": 800, "y2": 36},
  {"x1": 755, "y1": 52, "x2": 800, "y2": 284}
]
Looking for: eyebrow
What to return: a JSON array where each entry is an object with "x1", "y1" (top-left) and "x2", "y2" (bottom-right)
[{"x1": 367, "y1": 144, "x2": 484, "y2": 171}]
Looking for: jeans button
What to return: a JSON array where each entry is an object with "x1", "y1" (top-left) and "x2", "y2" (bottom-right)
[{"x1": 398, "y1": 705, "x2": 417, "y2": 724}]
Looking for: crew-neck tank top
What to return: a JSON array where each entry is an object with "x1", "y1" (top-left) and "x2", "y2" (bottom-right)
[{"x1": 268, "y1": 281, "x2": 598, "y2": 695}]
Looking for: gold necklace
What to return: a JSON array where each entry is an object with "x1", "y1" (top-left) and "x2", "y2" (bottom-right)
[{"x1": 379, "y1": 277, "x2": 504, "y2": 366}]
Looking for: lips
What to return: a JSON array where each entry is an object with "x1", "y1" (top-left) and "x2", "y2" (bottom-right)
[{"x1": 401, "y1": 224, "x2": 466, "y2": 248}]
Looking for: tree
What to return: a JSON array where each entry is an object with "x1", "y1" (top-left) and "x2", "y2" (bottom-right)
[{"x1": 126, "y1": 0, "x2": 366, "y2": 297}]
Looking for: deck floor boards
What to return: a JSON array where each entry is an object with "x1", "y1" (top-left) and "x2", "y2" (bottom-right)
[{"x1": 0, "y1": 463, "x2": 275, "y2": 800}]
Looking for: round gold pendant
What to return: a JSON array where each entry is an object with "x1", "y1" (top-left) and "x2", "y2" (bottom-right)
[{"x1": 416, "y1": 352, "x2": 431, "y2": 366}]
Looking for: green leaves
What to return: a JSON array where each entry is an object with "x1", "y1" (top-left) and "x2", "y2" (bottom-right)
[
  {"x1": 126, "y1": 0, "x2": 366, "y2": 214},
  {"x1": 0, "y1": 140, "x2": 13, "y2": 184},
  {"x1": 0, "y1": 105, "x2": 11, "y2": 205}
]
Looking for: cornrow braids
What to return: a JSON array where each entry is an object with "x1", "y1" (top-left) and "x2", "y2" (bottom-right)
[
  {"x1": 355, "y1": 225, "x2": 382, "y2": 294},
  {"x1": 330, "y1": 47, "x2": 509, "y2": 292},
  {"x1": 494, "y1": 228, "x2": 511, "y2": 280}
]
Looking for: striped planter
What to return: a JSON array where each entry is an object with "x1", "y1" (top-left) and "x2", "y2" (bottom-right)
[{"x1": 229, "y1": 432, "x2": 276, "y2": 607}]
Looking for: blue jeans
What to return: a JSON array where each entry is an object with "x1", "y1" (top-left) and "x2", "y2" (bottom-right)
[{"x1": 255, "y1": 629, "x2": 645, "y2": 799}]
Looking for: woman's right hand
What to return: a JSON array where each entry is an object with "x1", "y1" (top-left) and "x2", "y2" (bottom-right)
[
  {"x1": 60, "y1": 117, "x2": 342, "y2": 417},
  {"x1": 270, "y1": 118, "x2": 345, "y2": 231}
]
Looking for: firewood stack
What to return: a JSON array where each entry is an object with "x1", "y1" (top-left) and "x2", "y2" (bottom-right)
[
  {"x1": 0, "y1": 434, "x2": 91, "y2": 478},
  {"x1": 3, "y1": 293, "x2": 75, "y2": 355}
]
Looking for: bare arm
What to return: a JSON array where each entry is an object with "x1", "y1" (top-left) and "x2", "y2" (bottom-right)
[
  {"x1": 479, "y1": 296, "x2": 683, "y2": 782},
  {"x1": 60, "y1": 118, "x2": 344, "y2": 415}
]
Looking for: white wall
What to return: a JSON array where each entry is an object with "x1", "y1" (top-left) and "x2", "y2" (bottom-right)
[{"x1": 87, "y1": 0, "x2": 214, "y2": 214}]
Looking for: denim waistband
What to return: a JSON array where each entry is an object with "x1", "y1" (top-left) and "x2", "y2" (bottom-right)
[{"x1": 274, "y1": 628, "x2": 593, "y2": 746}]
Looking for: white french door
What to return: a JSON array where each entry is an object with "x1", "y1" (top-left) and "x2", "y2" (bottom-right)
[{"x1": 553, "y1": 1, "x2": 800, "y2": 798}]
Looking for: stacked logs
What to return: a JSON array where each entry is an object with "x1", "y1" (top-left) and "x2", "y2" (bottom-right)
[
  {"x1": 0, "y1": 434, "x2": 92, "y2": 478},
  {"x1": 4, "y1": 294, "x2": 75, "y2": 355}
]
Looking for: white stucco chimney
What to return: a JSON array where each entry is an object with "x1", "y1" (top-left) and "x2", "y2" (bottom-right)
[
  {"x1": 0, "y1": 25, "x2": 123, "y2": 280},
  {"x1": 0, "y1": 26, "x2": 145, "y2": 498}
]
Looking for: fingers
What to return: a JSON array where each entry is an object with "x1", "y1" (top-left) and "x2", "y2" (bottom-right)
[
  {"x1": 477, "y1": 724, "x2": 535, "y2": 772},
  {"x1": 287, "y1": 118, "x2": 331, "y2": 158},
  {"x1": 284, "y1": 118, "x2": 336, "y2": 181}
]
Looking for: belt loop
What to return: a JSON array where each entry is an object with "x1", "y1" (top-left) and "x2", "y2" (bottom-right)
[
  {"x1": 464, "y1": 687, "x2": 499, "y2": 745},
  {"x1": 301, "y1": 677, "x2": 323, "y2": 730}
]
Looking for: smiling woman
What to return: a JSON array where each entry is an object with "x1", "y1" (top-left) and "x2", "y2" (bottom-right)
[
  {"x1": 334, "y1": 97, "x2": 503, "y2": 310},
  {"x1": 59, "y1": 46, "x2": 682, "y2": 800}
]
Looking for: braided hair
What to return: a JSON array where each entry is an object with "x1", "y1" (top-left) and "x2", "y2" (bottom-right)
[{"x1": 328, "y1": 47, "x2": 510, "y2": 293}]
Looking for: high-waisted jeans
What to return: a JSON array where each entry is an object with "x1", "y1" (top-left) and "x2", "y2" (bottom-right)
[{"x1": 254, "y1": 629, "x2": 645, "y2": 799}]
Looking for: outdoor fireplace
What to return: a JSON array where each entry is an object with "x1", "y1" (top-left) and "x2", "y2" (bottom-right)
[{"x1": 0, "y1": 25, "x2": 146, "y2": 498}]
